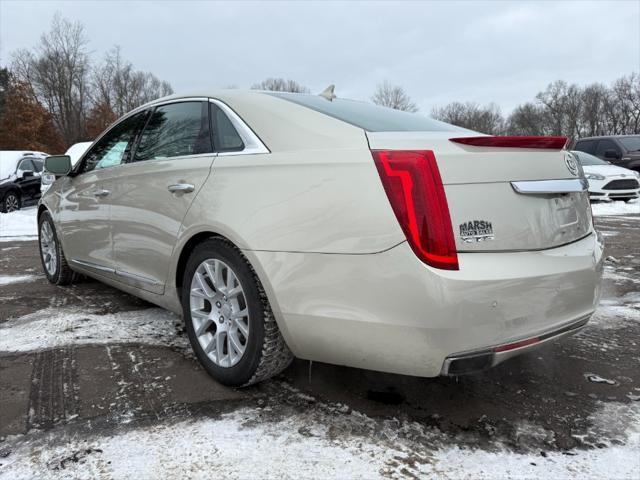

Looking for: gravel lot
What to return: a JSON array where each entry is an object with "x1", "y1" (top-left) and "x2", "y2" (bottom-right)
[{"x1": 0, "y1": 206, "x2": 639, "y2": 479}]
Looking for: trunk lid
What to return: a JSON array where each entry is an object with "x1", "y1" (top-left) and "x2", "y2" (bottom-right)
[{"x1": 367, "y1": 132, "x2": 593, "y2": 252}]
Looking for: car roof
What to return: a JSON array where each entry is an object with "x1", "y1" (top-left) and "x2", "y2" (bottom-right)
[{"x1": 576, "y1": 135, "x2": 639, "y2": 141}]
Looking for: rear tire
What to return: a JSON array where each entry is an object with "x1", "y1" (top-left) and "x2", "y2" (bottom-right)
[
  {"x1": 1, "y1": 191, "x2": 20, "y2": 213},
  {"x1": 182, "y1": 238, "x2": 293, "y2": 387},
  {"x1": 38, "y1": 211, "x2": 75, "y2": 285}
]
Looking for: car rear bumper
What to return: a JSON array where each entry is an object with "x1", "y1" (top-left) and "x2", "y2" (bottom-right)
[
  {"x1": 249, "y1": 231, "x2": 604, "y2": 378},
  {"x1": 441, "y1": 313, "x2": 590, "y2": 375}
]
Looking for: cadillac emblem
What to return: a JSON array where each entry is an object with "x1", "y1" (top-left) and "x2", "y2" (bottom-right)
[{"x1": 564, "y1": 152, "x2": 579, "y2": 176}]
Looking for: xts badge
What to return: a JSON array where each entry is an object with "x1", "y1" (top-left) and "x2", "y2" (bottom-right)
[{"x1": 459, "y1": 220, "x2": 495, "y2": 243}]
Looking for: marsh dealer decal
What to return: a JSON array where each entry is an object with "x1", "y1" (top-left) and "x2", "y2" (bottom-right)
[{"x1": 459, "y1": 220, "x2": 495, "y2": 243}]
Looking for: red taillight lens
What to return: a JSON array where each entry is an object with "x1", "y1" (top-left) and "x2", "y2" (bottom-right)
[{"x1": 372, "y1": 150, "x2": 459, "y2": 270}]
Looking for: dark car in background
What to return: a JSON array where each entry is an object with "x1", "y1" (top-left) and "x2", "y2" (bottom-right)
[
  {"x1": 573, "y1": 135, "x2": 640, "y2": 173},
  {"x1": 0, "y1": 151, "x2": 47, "y2": 212}
]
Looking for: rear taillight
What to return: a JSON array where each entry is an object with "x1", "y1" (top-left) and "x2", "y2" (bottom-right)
[{"x1": 372, "y1": 150, "x2": 458, "y2": 270}]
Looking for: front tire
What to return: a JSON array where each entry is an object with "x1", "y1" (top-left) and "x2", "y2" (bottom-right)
[
  {"x1": 1, "y1": 191, "x2": 20, "y2": 213},
  {"x1": 38, "y1": 211, "x2": 75, "y2": 285},
  {"x1": 182, "y1": 238, "x2": 293, "y2": 387}
]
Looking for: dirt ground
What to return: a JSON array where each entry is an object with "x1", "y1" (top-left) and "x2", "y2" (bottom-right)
[{"x1": 0, "y1": 213, "x2": 639, "y2": 478}]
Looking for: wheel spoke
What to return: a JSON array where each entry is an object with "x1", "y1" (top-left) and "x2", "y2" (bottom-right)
[
  {"x1": 195, "y1": 271, "x2": 214, "y2": 298},
  {"x1": 233, "y1": 317, "x2": 249, "y2": 337},
  {"x1": 228, "y1": 331, "x2": 244, "y2": 357},
  {"x1": 216, "y1": 331, "x2": 226, "y2": 364},
  {"x1": 227, "y1": 286, "x2": 242, "y2": 299},
  {"x1": 194, "y1": 316, "x2": 213, "y2": 336}
]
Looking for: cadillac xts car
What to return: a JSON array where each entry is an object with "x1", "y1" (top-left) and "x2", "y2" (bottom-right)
[{"x1": 39, "y1": 90, "x2": 604, "y2": 386}]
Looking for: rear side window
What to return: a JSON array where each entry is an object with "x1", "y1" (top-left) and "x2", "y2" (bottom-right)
[
  {"x1": 574, "y1": 139, "x2": 596, "y2": 154},
  {"x1": 134, "y1": 102, "x2": 212, "y2": 162},
  {"x1": 210, "y1": 103, "x2": 244, "y2": 152},
  {"x1": 17, "y1": 158, "x2": 34, "y2": 172},
  {"x1": 268, "y1": 93, "x2": 467, "y2": 132}
]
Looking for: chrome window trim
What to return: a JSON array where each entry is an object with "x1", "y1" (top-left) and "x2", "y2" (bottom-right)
[
  {"x1": 511, "y1": 178, "x2": 588, "y2": 195},
  {"x1": 208, "y1": 98, "x2": 270, "y2": 156}
]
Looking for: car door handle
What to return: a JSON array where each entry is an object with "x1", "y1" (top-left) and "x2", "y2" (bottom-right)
[
  {"x1": 168, "y1": 183, "x2": 195, "y2": 194},
  {"x1": 93, "y1": 189, "x2": 110, "y2": 197}
]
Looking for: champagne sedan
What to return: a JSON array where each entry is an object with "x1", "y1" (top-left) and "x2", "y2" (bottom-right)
[{"x1": 39, "y1": 89, "x2": 604, "y2": 386}]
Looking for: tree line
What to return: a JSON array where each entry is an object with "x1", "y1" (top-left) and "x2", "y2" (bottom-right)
[
  {"x1": 0, "y1": 14, "x2": 637, "y2": 155},
  {"x1": 0, "y1": 14, "x2": 173, "y2": 153},
  {"x1": 430, "y1": 75, "x2": 640, "y2": 137}
]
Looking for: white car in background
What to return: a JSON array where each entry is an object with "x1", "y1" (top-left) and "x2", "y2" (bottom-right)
[
  {"x1": 41, "y1": 142, "x2": 93, "y2": 194},
  {"x1": 573, "y1": 150, "x2": 640, "y2": 202}
]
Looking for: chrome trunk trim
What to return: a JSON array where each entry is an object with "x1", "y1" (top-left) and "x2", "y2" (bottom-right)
[{"x1": 511, "y1": 178, "x2": 588, "y2": 195}]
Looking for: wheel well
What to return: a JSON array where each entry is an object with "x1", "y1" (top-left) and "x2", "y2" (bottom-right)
[
  {"x1": 37, "y1": 204, "x2": 48, "y2": 219},
  {"x1": 175, "y1": 232, "x2": 229, "y2": 290}
]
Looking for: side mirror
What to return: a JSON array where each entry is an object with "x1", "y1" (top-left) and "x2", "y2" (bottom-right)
[
  {"x1": 20, "y1": 170, "x2": 34, "y2": 179},
  {"x1": 604, "y1": 149, "x2": 620, "y2": 160},
  {"x1": 45, "y1": 155, "x2": 72, "y2": 176}
]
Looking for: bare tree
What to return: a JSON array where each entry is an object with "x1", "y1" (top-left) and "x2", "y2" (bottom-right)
[
  {"x1": 371, "y1": 81, "x2": 418, "y2": 112},
  {"x1": 251, "y1": 78, "x2": 309, "y2": 93},
  {"x1": 12, "y1": 14, "x2": 90, "y2": 145},
  {"x1": 431, "y1": 101, "x2": 503, "y2": 134},
  {"x1": 92, "y1": 46, "x2": 173, "y2": 117}
]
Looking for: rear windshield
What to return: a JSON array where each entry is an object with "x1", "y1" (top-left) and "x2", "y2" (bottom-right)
[
  {"x1": 268, "y1": 92, "x2": 466, "y2": 132},
  {"x1": 619, "y1": 136, "x2": 640, "y2": 152}
]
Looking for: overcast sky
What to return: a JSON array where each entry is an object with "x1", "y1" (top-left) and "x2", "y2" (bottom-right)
[{"x1": 1, "y1": 0, "x2": 639, "y2": 114}]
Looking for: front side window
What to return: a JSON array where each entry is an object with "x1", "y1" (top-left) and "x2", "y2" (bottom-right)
[
  {"x1": 595, "y1": 139, "x2": 621, "y2": 157},
  {"x1": 80, "y1": 111, "x2": 148, "y2": 174},
  {"x1": 134, "y1": 102, "x2": 212, "y2": 162},
  {"x1": 619, "y1": 136, "x2": 640, "y2": 152},
  {"x1": 210, "y1": 104, "x2": 244, "y2": 152}
]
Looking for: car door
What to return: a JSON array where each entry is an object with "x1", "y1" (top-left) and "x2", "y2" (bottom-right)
[
  {"x1": 15, "y1": 158, "x2": 40, "y2": 201},
  {"x1": 56, "y1": 110, "x2": 149, "y2": 277},
  {"x1": 104, "y1": 100, "x2": 215, "y2": 294}
]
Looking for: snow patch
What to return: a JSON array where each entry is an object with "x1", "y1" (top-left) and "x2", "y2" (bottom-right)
[
  {"x1": 0, "y1": 307, "x2": 186, "y2": 353},
  {"x1": 0, "y1": 207, "x2": 38, "y2": 241},
  {"x1": 1, "y1": 401, "x2": 638, "y2": 479},
  {"x1": 0, "y1": 275, "x2": 39, "y2": 285},
  {"x1": 591, "y1": 199, "x2": 639, "y2": 217}
]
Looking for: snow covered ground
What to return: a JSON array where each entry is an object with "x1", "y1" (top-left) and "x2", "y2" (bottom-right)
[
  {"x1": 0, "y1": 307, "x2": 186, "y2": 353},
  {"x1": 1, "y1": 386, "x2": 638, "y2": 479},
  {"x1": 591, "y1": 198, "x2": 639, "y2": 216},
  {"x1": 0, "y1": 207, "x2": 38, "y2": 241},
  {"x1": 1, "y1": 296, "x2": 639, "y2": 479}
]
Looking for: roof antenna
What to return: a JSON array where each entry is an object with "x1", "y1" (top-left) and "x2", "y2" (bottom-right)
[{"x1": 318, "y1": 84, "x2": 336, "y2": 101}]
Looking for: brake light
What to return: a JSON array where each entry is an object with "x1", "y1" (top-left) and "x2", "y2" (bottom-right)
[
  {"x1": 372, "y1": 150, "x2": 458, "y2": 270},
  {"x1": 450, "y1": 136, "x2": 568, "y2": 150}
]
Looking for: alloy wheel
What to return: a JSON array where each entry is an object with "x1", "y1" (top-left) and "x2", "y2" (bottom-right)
[
  {"x1": 5, "y1": 194, "x2": 19, "y2": 212},
  {"x1": 39, "y1": 220, "x2": 58, "y2": 276},
  {"x1": 189, "y1": 258, "x2": 250, "y2": 368}
]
